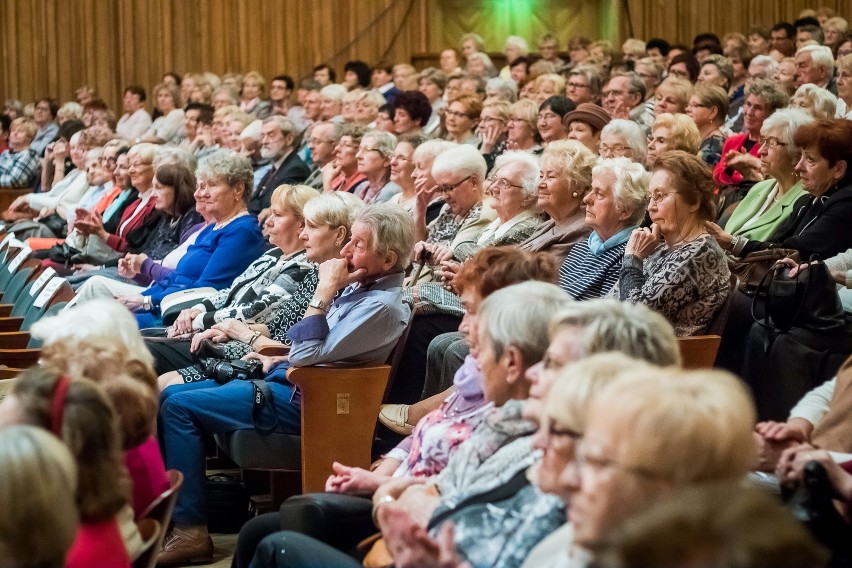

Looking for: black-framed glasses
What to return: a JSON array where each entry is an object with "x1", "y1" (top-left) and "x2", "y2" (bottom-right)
[{"x1": 435, "y1": 175, "x2": 471, "y2": 194}]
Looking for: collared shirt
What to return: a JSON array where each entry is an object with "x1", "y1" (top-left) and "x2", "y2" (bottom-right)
[
  {"x1": 31, "y1": 122, "x2": 59, "y2": 156},
  {"x1": 116, "y1": 108, "x2": 153, "y2": 140},
  {"x1": 0, "y1": 147, "x2": 40, "y2": 188},
  {"x1": 287, "y1": 271, "x2": 408, "y2": 367}
]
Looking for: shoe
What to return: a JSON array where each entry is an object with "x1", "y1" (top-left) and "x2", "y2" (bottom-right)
[
  {"x1": 379, "y1": 403, "x2": 416, "y2": 435},
  {"x1": 156, "y1": 526, "x2": 214, "y2": 566}
]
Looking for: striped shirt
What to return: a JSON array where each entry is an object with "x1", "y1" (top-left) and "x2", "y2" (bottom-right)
[{"x1": 558, "y1": 237, "x2": 626, "y2": 300}]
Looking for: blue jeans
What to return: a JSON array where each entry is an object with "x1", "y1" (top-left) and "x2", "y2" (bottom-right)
[{"x1": 158, "y1": 371, "x2": 301, "y2": 526}]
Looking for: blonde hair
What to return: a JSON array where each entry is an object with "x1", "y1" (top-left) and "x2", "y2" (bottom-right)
[
  {"x1": 271, "y1": 184, "x2": 318, "y2": 218},
  {"x1": 791, "y1": 83, "x2": 838, "y2": 119},
  {"x1": 539, "y1": 139, "x2": 597, "y2": 190},
  {"x1": 655, "y1": 77, "x2": 693, "y2": 111},
  {"x1": 535, "y1": 73, "x2": 566, "y2": 97},
  {"x1": 0, "y1": 426, "x2": 79, "y2": 568},
  {"x1": 652, "y1": 112, "x2": 701, "y2": 154},
  {"x1": 589, "y1": 368, "x2": 756, "y2": 483},
  {"x1": 242, "y1": 70, "x2": 267, "y2": 95},
  {"x1": 303, "y1": 191, "x2": 364, "y2": 235}
]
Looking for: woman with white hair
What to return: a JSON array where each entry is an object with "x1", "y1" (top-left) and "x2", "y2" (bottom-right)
[
  {"x1": 466, "y1": 52, "x2": 498, "y2": 78},
  {"x1": 499, "y1": 35, "x2": 530, "y2": 80},
  {"x1": 836, "y1": 53, "x2": 852, "y2": 118},
  {"x1": 645, "y1": 112, "x2": 701, "y2": 168},
  {"x1": 598, "y1": 119, "x2": 647, "y2": 163},
  {"x1": 559, "y1": 158, "x2": 649, "y2": 300},
  {"x1": 790, "y1": 83, "x2": 838, "y2": 119},
  {"x1": 708, "y1": 108, "x2": 813, "y2": 245},
  {"x1": 411, "y1": 139, "x2": 457, "y2": 229}
]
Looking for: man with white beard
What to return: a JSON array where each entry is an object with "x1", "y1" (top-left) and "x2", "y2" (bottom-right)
[{"x1": 249, "y1": 115, "x2": 311, "y2": 221}]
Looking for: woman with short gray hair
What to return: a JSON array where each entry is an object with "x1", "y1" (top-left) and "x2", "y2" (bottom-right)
[
  {"x1": 355, "y1": 130, "x2": 399, "y2": 205},
  {"x1": 599, "y1": 119, "x2": 647, "y2": 163},
  {"x1": 559, "y1": 158, "x2": 650, "y2": 300}
]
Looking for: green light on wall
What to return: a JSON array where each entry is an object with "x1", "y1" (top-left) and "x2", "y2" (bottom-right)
[{"x1": 493, "y1": 0, "x2": 537, "y2": 20}]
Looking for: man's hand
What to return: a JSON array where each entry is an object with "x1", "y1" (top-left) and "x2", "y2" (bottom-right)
[{"x1": 316, "y1": 257, "x2": 364, "y2": 295}]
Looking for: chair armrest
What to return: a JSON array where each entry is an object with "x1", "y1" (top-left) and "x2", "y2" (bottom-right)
[
  {"x1": 257, "y1": 345, "x2": 289, "y2": 357},
  {"x1": 0, "y1": 331, "x2": 30, "y2": 349},
  {"x1": 0, "y1": 349, "x2": 40, "y2": 369},
  {"x1": 287, "y1": 365, "x2": 392, "y2": 492},
  {"x1": 0, "y1": 317, "x2": 24, "y2": 332}
]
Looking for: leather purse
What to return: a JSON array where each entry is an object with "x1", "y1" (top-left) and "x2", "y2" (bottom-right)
[
  {"x1": 751, "y1": 255, "x2": 845, "y2": 333},
  {"x1": 728, "y1": 248, "x2": 800, "y2": 295}
]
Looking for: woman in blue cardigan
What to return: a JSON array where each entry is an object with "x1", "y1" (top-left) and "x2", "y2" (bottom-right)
[{"x1": 78, "y1": 150, "x2": 268, "y2": 327}]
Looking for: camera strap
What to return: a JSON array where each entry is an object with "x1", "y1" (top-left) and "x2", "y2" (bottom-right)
[{"x1": 251, "y1": 380, "x2": 279, "y2": 436}]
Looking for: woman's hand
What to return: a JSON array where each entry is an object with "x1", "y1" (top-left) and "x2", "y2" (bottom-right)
[
  {"x1": 211, "y1": 319, "x2": 254, "y2": 343},
  {"x1": 52, "y1": 139, "x2": 69, "y2": 161},
  {"x1": 243, "y1": 351, "x2": 288, "y2": 373},
  {"x1": 776, "y1": 445, "x2": 852, "y2": 502},
  {"x1": 723, "y1": 148, "x2": 763, "y2": 180},
  {"x1": 704, "y1": 221, "x2": 734, "y2": 251},
  {"x1": 377, "y1": 508, "x2": 470, "y2": 568},
  {"x1": 625, "y1": 224, "x2": 662, "y2": 259},
  {"x1": 172, "y1": 307, "x2": 204, "y2": 335},
  {"x1": 755, "y1": 419, "x2": 812, "y2": 444},
  {"x1": 115, "y1": 294, "x2": 145, "y2": 311},
  {"x1": 426, "y1": 243, "x2": 454, "y2": 266},
  {"x1": 325, "y1": 461, "x2": 387, "y2": 495},
  {"x1": 189, "y1": 327, "x2": 227, "y2": 351},
  {"x1": 72, "y1": 263, "x2": 99, "y2": 273},
  {"x1": 478, "y1": 123, "x2": 502, "y2": 154},
  {"x1": 75, "y1": 214, "x2": 107, "y2": 240},
  {"x1": 437, "y1": 260, "x2": 461, "y2": 288},
  {"x1": 118, "y1": 253, "x2": 147, "y2": 279}
]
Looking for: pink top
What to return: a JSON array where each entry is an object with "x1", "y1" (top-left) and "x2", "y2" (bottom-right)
[
  {"x1": 66, "y1": 519, "x2": 131, "y2": 568},
  {"x1": 124, "y1": 435, "x2": 170, "y2": 519}
]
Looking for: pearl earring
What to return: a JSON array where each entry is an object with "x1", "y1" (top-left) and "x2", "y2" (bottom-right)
[{"x1": 571, "y1": 191, "x2": 579, "y2": 198}]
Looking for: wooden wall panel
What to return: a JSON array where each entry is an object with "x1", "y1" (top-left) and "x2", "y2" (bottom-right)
[
  {"x1": 620, "y1": 0, "x2": 852, "y2": 45},
  {"x1": 2, "y1": 0, "x2": 849, "y2": 115}
]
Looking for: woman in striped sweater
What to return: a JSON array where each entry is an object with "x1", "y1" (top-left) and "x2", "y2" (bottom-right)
[{"x1": 558, "y1": 157, "x2": 650, "y2": 300}]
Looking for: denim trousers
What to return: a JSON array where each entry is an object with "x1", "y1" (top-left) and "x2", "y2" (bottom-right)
[{"x1": 158, "y1": 370, "x2": 301, "y2": 526}]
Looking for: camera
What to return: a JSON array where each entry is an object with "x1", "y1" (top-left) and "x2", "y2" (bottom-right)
[{"x1": 199, "y1": 357, "x2": 265, "y2": 384}]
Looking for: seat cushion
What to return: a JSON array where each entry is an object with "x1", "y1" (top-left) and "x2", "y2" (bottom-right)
[{"x1": 215, "y1": 430, "x2": 302, "y2": 470}]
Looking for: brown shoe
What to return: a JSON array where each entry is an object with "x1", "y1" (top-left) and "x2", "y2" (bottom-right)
[{"x1": 156, "y1": 526, "x2": 213, "y2": 566}]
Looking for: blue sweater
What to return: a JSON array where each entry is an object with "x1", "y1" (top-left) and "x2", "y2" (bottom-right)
[{"x1": 141, "y1": 214, "x2": 266, "y2": 305}]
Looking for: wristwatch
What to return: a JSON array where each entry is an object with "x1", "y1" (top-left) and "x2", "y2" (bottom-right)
[{"x1": 309, "y1": 297, "x2": 330, "y2": 312}]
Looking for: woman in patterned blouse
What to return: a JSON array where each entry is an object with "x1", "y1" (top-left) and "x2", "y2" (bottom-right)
[
  {"x1": 156, "y1": 191, "x2": 364, "y2": 389},
  {"x1": 612, "y1": 150, "x2": 731, "y2": 336}
]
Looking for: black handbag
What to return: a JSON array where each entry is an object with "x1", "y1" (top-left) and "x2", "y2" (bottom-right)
[
  {"x1": 47, "y1": 242, "x2": 81, "y2": 266},
  {"x1": 752, "y1": 255, "x2": 845, "y2": 333}
]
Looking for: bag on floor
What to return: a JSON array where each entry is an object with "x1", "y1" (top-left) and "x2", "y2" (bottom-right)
[{"x1": 205, "y1": 473, "x2": 252, "y2": 533}]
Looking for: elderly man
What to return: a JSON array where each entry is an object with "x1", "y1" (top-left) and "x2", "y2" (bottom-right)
[
  {"x1": 439, "y1": 48, "x2": 463, "y2": 77},
  {"x1": 602, "y1": 72, "x2": 654, "y2": 133},
  {"x1": 794, "y1": 44, "x2": 837, "y2": 94},
  {"x1": 303, "y1": 121, "x2": 340, "y2": 191},
  {"x1": 156, "y1": 203, "x2": 414, "y2": 565},
  {"x1": 0, "y1": 117, "x2": 41, "y2": 188},
  {"x1": 249, "y1": 116, "x2": 310, "y2": 218}
]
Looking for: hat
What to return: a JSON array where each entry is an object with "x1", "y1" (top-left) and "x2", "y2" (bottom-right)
[{"x1": 562, "y1": 103, "x2": 612, "y2": 132}]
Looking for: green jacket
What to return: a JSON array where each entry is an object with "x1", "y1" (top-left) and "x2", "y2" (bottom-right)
[{"x1": 724, "y1": 179, "x2": 806, "y2": 241}]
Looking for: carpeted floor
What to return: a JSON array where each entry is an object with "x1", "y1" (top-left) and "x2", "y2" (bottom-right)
[{"x1": 198, "y1": 533, "x2": 237, "y2": 568}]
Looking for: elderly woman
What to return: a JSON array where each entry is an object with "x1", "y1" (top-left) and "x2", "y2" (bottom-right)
[
  {"x1": 686, "y1": 83, "x2": 729, "y2": 167},
  {"x1": 714, "y1": 79, "x2": 789, "y2": 187},
  {"x1": 478, "y1": 99, "x2": 511, "y2": 168},
  {"x1": 156, "y1": 204, "x2": 414, "y2": 564},
  {"x1": 537, "y1": 96, "x2": 573, "y2": 144},
  {"x1": 790, "y1": 83, "x2": 838, "y2": 119},
  {"x1": 565, "y1": 65, "x2": 602, "y2": 105},
  {"x1": 614, "y1": 150, "x2": 730, "y2": 336},
  {"x1": 774, "y1": 57, "x2": 798, "y2": 95},
  {"x1": 564, "y1": 103, "x2": 611, "y2": 154},
  {"x1": 78, "y1": 150, "x2": 268, "y2": 327},
  {"x1": 598, "y1": 119, "x2": 647, "y2": 163},
  {"x1": 417, "y1": 68, "x2": 447, "y2": 135},
  {"x1": 328, "y1": 124, "x2": 369, "y2": 194},
  {"x1": 410, "y1": 139, "x2": 456, "y2": 228},
  {"x1": 355, "y1": 130, "x2": 399, "y2": 204},
  {"x1": 519, "y1": 140, "x2": 595, "y2": 261},
  {"x1": 697, "y1": 54, "x2": 733, "y2": 93},
  {"x1": 534, "y1": 74, "x2": 567, "y2": 104},
  {"x1": 443, "y1": 94, "x2": 482, "y2": 145},
  {"x1": 392, "y1": 91, "x2": 432, "y2": 135},
  {"x1": 239, "y1": 71, "x2": 272, "y2": 119},
  {"x1": 645, "y1": 112, "x2": 701, "y2": 168},
  {"x1": 506, "y1": 98, "x2": 542, "y2": 152},
  {"x1": 350, "y1": 90, "x2": 384, "y2": 126},
  {"x1": 466, "y1": 52, "x2": 498, "y2": 78},
  {"x1": 545, "y1": 367, "x2": 756, "y2": 567},
  {"x1": 652, "y1": 77, "x2": 692, "y2": 116},
  {"x1": 388, "y1": 134, "x2": 425, "y2": 213},
  {"x1": 706, "y1": 109, "x2": 812, "y2": 246},
  {"x1": 836, "y1": 54, "x2": 852, "y2": 118},
  {"x1": 559, "y1": 158, "x2": 649, "y2": 300},
  {"x1": 718, "y1": 119, "x2": 852, "y2": 259},
  {"x1": 0, "y1": 426, "x2": 79, "y2": 568},
  {"x1": 156, "y1": 191, "x2": 363, "y2": 387},
  {"x1": 139, "y1": 83, "x2": 184, "y2": 145}
]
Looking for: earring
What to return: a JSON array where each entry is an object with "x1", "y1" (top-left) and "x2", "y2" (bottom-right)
[{"x1": 571, "y1": 191, "x2": 579, "y2": 198}]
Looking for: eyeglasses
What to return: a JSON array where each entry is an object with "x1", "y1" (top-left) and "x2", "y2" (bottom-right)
[
  {"x1": 435, "y1": 175, "x2": 471, "y2": 194},
  {"x1": 602, "y1": 89, "x2": 631, "y2": 98},
  {"x1": 391, "y1": 154, "x2": 412, "y2": 162},
  {"x1": 574, "y1": 443, "x2": 663, "y2": 479},
  {"x1": 490, "y1": 176, "x2": 524, "y2": 191},
  {"x1": 649, "y1": 191, "x2": 678, "y2": 204},
  {"x1": 479, "y1": 116, "x2": 506, "y2": 124},
  {"x1": 336, "y1": 141, "x2": 360, "y2": 150},
  {"x1": 309, "y1": 138, "x2": 335, "y2": 145},
  {"x1": 599, "y1": 143, "x2": 629, "y2": 154},
  {"x1": 358, "y1": 146, "x2": 383, "y2": 154},
  {"x1": 128, "y1": 161, "x2": 153, "y2": 169},
  {"x1": 759, "y1": 136, "x2": 787, "y2": 149},
  {"x1": 567, "y1": 82, "x2": 591, "y2": 90},
  {"x1": 98, "y1": 156, "x2": 117, "y2": 165},
  {"x1": 445, "y1": 109, "x2": 471, "y2": 119}
]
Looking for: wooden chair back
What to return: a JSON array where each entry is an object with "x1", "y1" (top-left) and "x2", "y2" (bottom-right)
[
  {"x1": 678, "y1": 336, "x2": 722, "y2": 369},
  {"x1": 131, "y1": 518, "x2": 162, "y2": 568}
]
